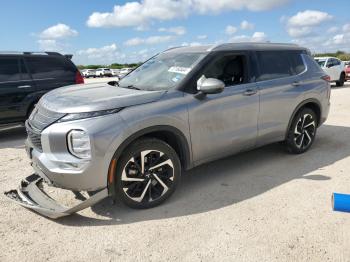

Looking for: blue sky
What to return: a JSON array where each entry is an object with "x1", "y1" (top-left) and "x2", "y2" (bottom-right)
[{"x1": 1, "y1": 0, "x2": 350, "y2": 65}]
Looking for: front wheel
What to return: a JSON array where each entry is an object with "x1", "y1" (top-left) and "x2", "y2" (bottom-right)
[
  {"x1": 115, "y1": 138, "x2": 181, "y2": 209},
  {"x1": 285, "y1": 108, "x2": 318, "y2": 154}
]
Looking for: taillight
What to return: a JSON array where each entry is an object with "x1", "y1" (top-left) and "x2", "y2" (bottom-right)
[
  {"x1": 321, "y1": 75, "x2": 331, "y2": 82},
  {"x1": 75, "y1": 71, "x2": 84, "y2": 84}
]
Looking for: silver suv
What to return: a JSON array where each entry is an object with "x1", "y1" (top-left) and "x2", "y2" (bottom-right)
[{"x1": 6, "y1": 43, "x2": 331, "y2": 218}]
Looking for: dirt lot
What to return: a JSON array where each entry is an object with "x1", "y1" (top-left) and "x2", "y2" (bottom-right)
[{"x1": 1, "y1": 82, "x2": 350, "y2": 262}]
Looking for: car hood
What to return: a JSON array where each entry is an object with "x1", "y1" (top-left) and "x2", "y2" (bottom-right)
[{"x1": 39, "y1": 83, "x2": 166, "y2": 114}]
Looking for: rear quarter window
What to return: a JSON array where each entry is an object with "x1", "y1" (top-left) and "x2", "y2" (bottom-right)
[
  {"x1": 25, "y1": 56, "x2": 75, "y2": 79},
  {"x1": 289, "y1": 52, "x2": 306, "y2": 75}
]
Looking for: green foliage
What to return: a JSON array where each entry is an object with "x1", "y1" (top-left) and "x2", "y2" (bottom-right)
[{"x1": 313, "y1": 50, "x2": 350, "y2": 61}]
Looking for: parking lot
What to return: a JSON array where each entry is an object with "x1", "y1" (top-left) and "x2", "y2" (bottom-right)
[{"x1": 0, "y1": 81, "x2": 350, "y2": 262}]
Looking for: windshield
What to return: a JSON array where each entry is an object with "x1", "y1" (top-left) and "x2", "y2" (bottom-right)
[
  {"x1": 315, "y1": 58, "x2": 326, "y2": 67},
  {"x1": 118, "y1": 52, "x2": 206, "y2": 91}
]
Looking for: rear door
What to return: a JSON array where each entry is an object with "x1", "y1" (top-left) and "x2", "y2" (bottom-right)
[
  {"x1": 255, "y1": 50, "x2": 305, "y2": 146},
  {"x1": 0, "y1": 56, "x2": 36, "y2": 124},
  {"x1": 25, "y1": 56, "x2": 76, "y2": 95}
]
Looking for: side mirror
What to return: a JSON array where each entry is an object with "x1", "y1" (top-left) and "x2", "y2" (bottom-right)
[{"x1": 197, "y1": 75, "x2": 225, "y2": 95}]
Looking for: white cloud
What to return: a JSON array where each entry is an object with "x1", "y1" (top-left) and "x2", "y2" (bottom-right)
[
  {"x1": 197, "y1": 35, "x2": 208, "y2": 40},
  {"x1": 37, "y1": 39, "x2": 63, "y2": 51},
  {"x1": 343, "y1": 24, "x2": 350, "y2": 33},
  {"x1": 158, "y1": 26, "x2": 186, "y2": 35},
  {"x1": 225, "y1": 25, "x2": 238, "y2": 35},
  {"x1": 124, "y1": 35, "x2": 174, "y2": 46},
  {"x1": 181, "y1": 42, "x2": 202, "y2": 47},
  {"x1": 75, "y1": 43, "x2": 127, "y2": 64},
  {"x1": 240, "y1": 20, "x2": 254, "y2": 30},
  {"x1": 327, "y1": 26, "x2": 339, "y2": 34},
  {"x1": 77, "y1": 43, "x2": 118, "y2": 57},
  {"x1": 287, "y1": 10, "x2": 332, "y2": 27},
  {"x1": 229, "y1": 31, "x2": 268, "y2": 42},
  {"x1": 39, "y1": 23, "x2": 78, "y2": 39},
  {"x1": 87, "y1": 0, "x2": 189, "y2": 28},
  {"x1": 87, "y1": 0, "x2": 289, "y2": 28},
  {"x1": 285, "y1": 10, "x2": 333, "y2": 38}
]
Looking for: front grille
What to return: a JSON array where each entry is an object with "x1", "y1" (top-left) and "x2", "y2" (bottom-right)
[
  {"x1": 28, "y1": 104, "x2": 65, "y2": 131},
  {"x1": 26, "y1": 125, "x2": 42, "y2": 151},
  {"x1": 26, "y1": 103, "x2": 65, "y2": 151}
]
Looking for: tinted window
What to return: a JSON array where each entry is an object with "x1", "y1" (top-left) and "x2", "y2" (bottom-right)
[
  {"x1": 334, "y1": 59, "x2": 341, "y2": 66},
  {"x1": 201, "y1": 55, "x2": 245, "y2": 86},
  {"x1": 289, "y1": 53, "x2": 306, "y2": 74},
  {"x1": 327, "y1": 59, "x2": 334, "y2": 67},
  {"x1": 20, "y1": 59, "x2": 31, "y2": 80},
  {"x1": 0, "y1": 58, "x2": 21, "y2": 82},
  {"x1": 256, "y1": 51, "x2": 293, "y2": 81},
  {"x1": 26, "y1": 57, "x2": 75, "y2": 79}
]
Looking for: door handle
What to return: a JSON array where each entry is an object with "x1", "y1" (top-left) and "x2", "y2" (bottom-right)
[
  {"x1": 243, "y1": 89, "x2": 257, "y2": 96},
  {"x1": 17, "y1": 85, "x2": 31, "y2": 89},
  {"x1": 292, "y1": 81, "x2": 301, "y2": 87}
]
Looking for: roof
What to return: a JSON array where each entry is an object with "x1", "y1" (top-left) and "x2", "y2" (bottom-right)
[
  {"x1": 0, "y1": 51, "x2": 63, "y2": 56},
  {"x1": 164, "y1": 42, "x2": 307, "y2": 54}
]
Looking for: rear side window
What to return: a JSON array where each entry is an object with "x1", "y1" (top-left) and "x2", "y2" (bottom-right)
[
  {"x1": 25, "y1": 57, "x2": 75, "y2": 79},
  {"x1": 256, "y1": 51, "x2": 293, "y2": 81},
  {"x1": 0, "y1": 58, "x2": 21, "y2": 82}
]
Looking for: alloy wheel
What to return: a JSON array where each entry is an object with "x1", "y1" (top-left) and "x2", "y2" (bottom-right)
[
  {"x1": 121, "y1": 150, "x2": 174, "y2": 203},
  {"x1": 294, "y1": 113, "x2": 316, "y2": 149}
]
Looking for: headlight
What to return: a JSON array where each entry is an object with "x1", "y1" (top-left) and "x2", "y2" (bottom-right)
[
  {"x1": 58, "y1": 108, "x2": 123, "y2": 123},
  {"x1": 67, "y1": 130, "x2": 91, "y2": 159}
]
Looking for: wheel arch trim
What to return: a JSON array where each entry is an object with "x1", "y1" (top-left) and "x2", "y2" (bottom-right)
[{"x1": 285, "y1": 98, "x2": 322, "y2": 139}]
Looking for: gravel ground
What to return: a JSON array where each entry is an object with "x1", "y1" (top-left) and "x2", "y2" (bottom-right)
[{"x1": 1, "y1": 82, "x2": 350, "y2": 262}]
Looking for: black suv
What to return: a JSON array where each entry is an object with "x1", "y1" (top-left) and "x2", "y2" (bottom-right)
[{"x1": 0, "y1": 52, "x2": 83, "y2": 127}]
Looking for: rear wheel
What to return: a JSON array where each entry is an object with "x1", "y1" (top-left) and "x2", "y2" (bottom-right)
[
  {"x1": 115, "y1": 138, "x2": 181, "y2": 209},
  {"x1": 285, "y1": 108, "x2": 317, "y2": 154},
  {"x1": 336, "y1": 73, "x2": 345, "y2": 87}
]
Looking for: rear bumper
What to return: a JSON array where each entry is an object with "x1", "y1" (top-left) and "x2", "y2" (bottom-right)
[{"x1": 4, "y1": 174, "x2": 108, "y2": 219}]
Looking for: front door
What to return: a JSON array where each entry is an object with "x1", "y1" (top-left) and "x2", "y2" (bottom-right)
[{"x1": 186, "y1": 54, "x2": 259, "y2": 164}]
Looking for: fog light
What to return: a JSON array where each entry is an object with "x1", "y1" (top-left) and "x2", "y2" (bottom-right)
[{"x1": 67, "y1": 130, "x2": 91, "y2": 159}]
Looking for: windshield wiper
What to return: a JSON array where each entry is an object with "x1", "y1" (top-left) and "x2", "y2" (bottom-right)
[{"x1": 121, "y1": 85, "x2": 141, "y2": 90}]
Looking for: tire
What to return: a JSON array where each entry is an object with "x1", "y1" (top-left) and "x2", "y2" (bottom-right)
[
  {"x1": 285, "y1": 108, "x2": 318, "y2": 154},
  {"x1": 115, "y1": 138, "x2": 181, "y2": 209},
  {"x1": 336, "y1": 73, "x2": 345, "y2": 87}
]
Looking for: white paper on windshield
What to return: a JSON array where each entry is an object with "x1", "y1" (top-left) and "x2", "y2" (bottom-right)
[{"x1": 168, "y1": 66, "x2": 191, "y2": 75}]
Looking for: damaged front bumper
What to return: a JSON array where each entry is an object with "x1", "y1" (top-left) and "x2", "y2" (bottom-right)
[{"x1": 4, "y1": 174, "x2": 108, "y2": 219}]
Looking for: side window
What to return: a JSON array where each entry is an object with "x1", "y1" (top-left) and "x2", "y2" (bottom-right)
[
  {"x1": 256, "y1": 51, "x2": 293, "y2": 81},
  {"x1": 0, "y1": 58, "x2": 21, "y2": 82},
  {"x1": 20, "y1": 59, "x2": 31, "y2": 80},
  {"x1": 201, "y1": 55, "x2": 245, "y2": 87},
  {"x1": 326, "y1": 59, "x2": 334, "y2": 68},
  {"x1": 334, "y1": 59, "x2": 341, "y2": 66},
  {"x1": 289, "y1": 53, "x2": 306, "y2": 75},
  {"x1": 25, "y1": 57, "x2": 73, "y2": 79}
]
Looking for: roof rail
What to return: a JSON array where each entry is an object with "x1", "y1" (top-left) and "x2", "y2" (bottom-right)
[{"x1": 0, "y1": 51, "x2": 62, "y2": 56}]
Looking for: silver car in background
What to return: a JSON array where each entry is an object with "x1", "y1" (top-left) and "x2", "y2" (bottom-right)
[{"x1": 5, "y1": 43, "x2": 331, "y2": 218}]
